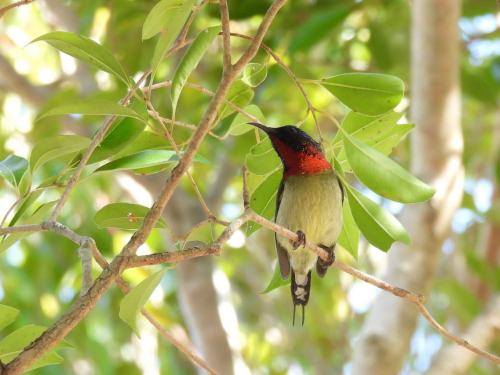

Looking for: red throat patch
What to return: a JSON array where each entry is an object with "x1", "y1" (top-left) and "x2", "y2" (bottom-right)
[{"x1": 273, "y1": 140, "x2": 331, "y2": 177}]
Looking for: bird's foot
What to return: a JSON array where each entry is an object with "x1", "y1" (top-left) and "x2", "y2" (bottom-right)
[
  {"x1": 291, "y1": 230, "x2": 306, "y2": 250},
  {"x1": 318, "y1": 244, "x2": 336, "y2": 269}
]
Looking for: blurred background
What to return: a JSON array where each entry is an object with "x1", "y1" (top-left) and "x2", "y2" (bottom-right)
[{"x1": 0, "y1": 0, "x2": 498, "y2": 374}]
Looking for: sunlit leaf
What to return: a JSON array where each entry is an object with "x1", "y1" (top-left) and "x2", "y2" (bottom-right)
[
  {"x1": 262, "y1": 263, "x2": 290, "y2": 293},
  {"x1": 171, "y1": 26, "x2": 221, "y2": 115},
  {"x1": 0, "y1": 305, "x2": 19, "y2": 331},
  {"x1": 36, "y1": 100, "x2": 146, "y2": 123},
  {"x1": 343, "y1": 131, "x2": 435, "y2": 203},
  {"x1": 242, "y1": 62, "x2": 268, "y2": 87},
  {"x1": 30, "y1": 31, "x2": 129, "y2": 86},
  {"x1": 344, "y1": 185, "x2": 409, "y2": 251},
  {"x1": 228, "y1": 105, "x2": 265, "y2": 136},
  {"x1": 29, "y1": 135, "x2": 90, "y2": 173},
  {"x1": 322, "y1": 73, "x2": 404, "y2": 115},
  {"x1": 94, "y1": 203, "x2": 167, "y2": 230},
  {"x1": 119, "y1": 268, "x2": 168, "y2": 336}
]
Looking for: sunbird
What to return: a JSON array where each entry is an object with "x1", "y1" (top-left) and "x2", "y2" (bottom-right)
[{"x1": 249, "y1": 123, "x2": 344, "y2": 325}]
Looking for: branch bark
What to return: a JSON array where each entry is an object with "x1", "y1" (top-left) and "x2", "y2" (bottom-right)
[{"x1": 352, "y1": 1, "x2": 464, "y2": 374}]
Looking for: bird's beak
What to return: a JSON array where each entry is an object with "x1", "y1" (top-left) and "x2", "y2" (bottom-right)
[{"x1": 247, "y1": 122, "x2": 275, "y2": 134}]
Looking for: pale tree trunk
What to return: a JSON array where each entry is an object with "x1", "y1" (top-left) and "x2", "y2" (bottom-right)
[{"x1": 352, "y1": 1, "x2": 464, "y2": 374}]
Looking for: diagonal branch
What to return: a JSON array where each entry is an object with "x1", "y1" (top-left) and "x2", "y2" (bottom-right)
[
  {"x1": 0, "y1": 0, "x2": 35, "y2": 18},
  {"x1": 219, "y1": 0, "x2": 232, "y2": 71}
]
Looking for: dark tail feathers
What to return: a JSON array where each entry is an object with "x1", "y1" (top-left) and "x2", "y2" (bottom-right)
[{"x1": 291, "y1": 270, "x2": 312, "y2": 326}]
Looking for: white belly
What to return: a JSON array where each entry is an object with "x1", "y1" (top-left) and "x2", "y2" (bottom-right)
[{"x1": 276, "y1": 172, "x2": 343, "y2": 276}]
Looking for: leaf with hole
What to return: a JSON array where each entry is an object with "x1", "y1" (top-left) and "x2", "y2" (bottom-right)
[
  {"x1": 94, "y1": 203, "x2": 167, "y2": 230},
  {"x1": 119, "y1": 268, "x2": 168, "y2": 336},
  {"x1": 30, "y1": 31, "x2": 129, "y2": 86},
  {"x1": 342, "y1": 131, "x2": 435, "y2": 203},
  {"x1": 242, "y1": 62, "x2": 268, "y2": 87},
  {"x1": 171, "y1": 26, "x2": 221, "y2": 116},
  {"x1": 322, "y1": 73, "x2": 404, "y2": 115},
  {"x1": 30, "y1": 135, "x2": 91, "y2": 173},
  {"x1": 344, "y1": 184, "x2": 409, "y2": 251}
]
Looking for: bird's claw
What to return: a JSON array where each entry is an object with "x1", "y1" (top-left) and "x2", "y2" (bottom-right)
[
  {"x1": 291, "y1": 230, "x2": 306, "y2": 250},
  {"x1": 318, "y1": 244, "x2": 336, "y2": 269}
]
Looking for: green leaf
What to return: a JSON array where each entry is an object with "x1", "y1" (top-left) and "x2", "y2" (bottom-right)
[
  {"x1": 171, "y1": 26, "x2": 221, "y2": 115},
  {"x1": 228, "y1": 105, "x2": 265, "y2": 136},
  {"x1": 342, "y1": 131, "x2": 435, "y2": 203},
  {"x1": 262, "y1": 263, "x2": 290, "y2": 293},
  {"x1": 337, "y1": 199, "x2": 359, "y2": 259},
  {"x1": 30, "y1": 31, "x2": 129, "y2": 86},
  {"x1": 30, "y1": 135, "x2": 90, "y2": 173},
  {"x1": 37, "y1": 99, "x2": 146, "y2": 123},
  {"x1": 218, "y1": 80, "x2": 254, "y2": 120},
  {"x1": 321, "y1": 73, "x2": 405, "y2": 115},
  {"x1": 247, "y1": 169, "x2": 282, "y2": 235},
  {"x1": 344, "y1": 185, "x2": 409, "y2": 251},
  {"x1": 94, "y1": 203, "x2": 167, "y2": 230},
  {"x1": 289, "y1": 5, "x2": 351, "y2": 53},
  {"x1": 245, "y1": 138, "x2": 281, "y2": 175},
  {"x1": 9, "y1": 189, "x2": 44, "y2": 226},
  {"x1": 149, "y1": 0, "x2": 197, "y2": 83},
  {"x1": 183, "y1": 221, "x2": 224, "y2": 246},
  {"x1": 333, "y1": 111, "x2": 413, "y2": 171},
  {"x1": 113, "y1": 131, "x2": 172, "y2": 159},
  {"x1": 88, "y1": 117, "x2": 147, "y2": 164},
  {"x1": 0, "y1": 201, "x2": 58, "y2": 253},
  {"x1": 0, "y1": 325, "x2": 63, "y2": 370},
  {"x1": 96, "y1": 150, "x2": 207, "y2": 174},
  {"x1": 242, "y1": 62, "x2": 268, "y2": 87},
  {"x1": 0, "y1": 155, "x2": 28, "y2": 189},
  {"x1": 142, "y1": 0, "x2": 195, "y2": 40},
  {"x1": 0, "y1": 305, "x2": 19, "y2": 331},
  {"x1": 119, "y1": 268, "x2": 168, "y2": 336}
]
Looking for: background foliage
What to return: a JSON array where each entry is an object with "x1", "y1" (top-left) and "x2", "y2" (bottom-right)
[{"x1": 0, "y1": 0, "x2": 499, "y2": 374}]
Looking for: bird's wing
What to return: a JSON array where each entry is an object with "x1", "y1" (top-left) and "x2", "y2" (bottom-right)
[{"x1": 275, "y1": 178, "x2": 290, "y2": 279}]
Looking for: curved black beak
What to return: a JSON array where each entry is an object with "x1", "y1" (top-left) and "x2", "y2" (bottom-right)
[{"x1": 247, "y1": 122, "x2": 275, "y2": 134}]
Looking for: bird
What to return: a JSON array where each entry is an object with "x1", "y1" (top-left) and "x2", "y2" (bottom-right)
[{"x1": 248, "y1": 122, "x2": 344, "y2": 325}]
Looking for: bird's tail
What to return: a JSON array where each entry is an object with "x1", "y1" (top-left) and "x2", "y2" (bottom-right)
[{"x1": 291, "y1": 270, "x2": 312, "y2": 326}]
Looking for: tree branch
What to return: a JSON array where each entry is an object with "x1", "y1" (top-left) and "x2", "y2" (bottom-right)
[
  {"x1": 219, "y1": 0, "x2": 232, "y2": 71},
  {"x1": 0, "y1": 0, "x2": 35, "y2": 18}
]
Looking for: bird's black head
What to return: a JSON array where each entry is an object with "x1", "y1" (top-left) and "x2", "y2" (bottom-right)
[{"x1": 248, "y1": 123, "x2": 330, "y2": 176}]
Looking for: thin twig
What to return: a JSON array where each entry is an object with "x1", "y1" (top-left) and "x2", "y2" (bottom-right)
[
  {"x1": 219, "y1": 0, "x2": 232, "y2": 71},
  {"x1": 242, "y1": 166, "x2": 249, "y2": 209},
  {"x1": 0, "y1": 0, "x2": 35, "y2": 18},
  {"x1": 0, "y1": 223, "x2": 41, "y2": 235}
]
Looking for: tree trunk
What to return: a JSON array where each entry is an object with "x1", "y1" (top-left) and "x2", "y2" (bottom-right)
[{"x1": 352, "y1": 1, "x2": 463, "y2": 374}]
